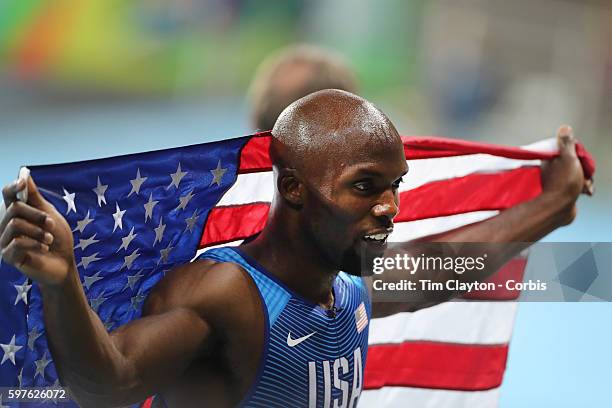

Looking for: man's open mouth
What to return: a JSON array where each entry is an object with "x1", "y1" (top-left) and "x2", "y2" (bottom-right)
[{"x1": 362, "y1": 230, "x2": 392, "y2": 244}]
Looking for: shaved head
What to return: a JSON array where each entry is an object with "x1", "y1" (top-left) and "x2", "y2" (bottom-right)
[
  {"x1": 263, "y1": 89, "x2": 406, "y2": 274},
  {"x1": 251, "y1": 89, "x2": 407, "y2": 275},
  {"x1": 246, "y1": 50, "x2": 407, "y2": 277},
  {"x1": 271, "y1": 89, "x2": 402, "y2": 184}
]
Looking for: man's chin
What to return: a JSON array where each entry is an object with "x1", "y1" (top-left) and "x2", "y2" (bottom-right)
[{"x1": 340, "y1": 242, "x2": 386, "y2": 276}]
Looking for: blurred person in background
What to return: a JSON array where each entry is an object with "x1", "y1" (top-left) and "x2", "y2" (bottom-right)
[{"x1": 248, "y1": 44, "x2": 359, "y2": 131}]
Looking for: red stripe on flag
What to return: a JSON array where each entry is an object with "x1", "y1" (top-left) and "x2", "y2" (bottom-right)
[
  {"x1": 238, "y1": 134, "x2": 595, "y2": 179},
  {"x1": 396, "y1": 167, "x2": 542, "y2": 222},
  {"x1": 200, "y1": 168, "x2": 541, "y2": 248},
  {"x1": 462, "y1": 257, "x2": 528, "y2": 300},
  {"x1": 364, "y1": 341, "x2": 509, "y2": 391},
  {"x1": 239, "y1": 133, "x2": 272, "y2": 173},
  {"x1": 402, "y1": 136, "x2": 554, "y2": 160},
  {"x1": 140, "y1": 397, "x2": 153, "y2": 408},
  {"x1": 403, "y1": 148, "x2": 473, "y2": 160},
  {"x1": 200, "y1": 203, "x2": 270, "y2": 247},
  {"x1": 403, "y1": 136, "x2": 595, "y2": 178}
]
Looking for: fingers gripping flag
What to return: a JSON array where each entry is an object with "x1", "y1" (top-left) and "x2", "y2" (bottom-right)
[{"x1": 0, "y1": 132, "x2": 595, "y2": 407}]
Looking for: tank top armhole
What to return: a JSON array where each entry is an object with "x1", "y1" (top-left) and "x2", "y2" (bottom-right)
[{"x1": 196, "y1": 247, "x2": 290, "y2": 407}]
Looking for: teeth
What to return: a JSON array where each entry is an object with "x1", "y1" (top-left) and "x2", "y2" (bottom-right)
[{"x1": 364, "y1": 233, "x2": 389, "y2": 242}]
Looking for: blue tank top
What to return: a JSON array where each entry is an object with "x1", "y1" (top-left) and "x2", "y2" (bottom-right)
[{"x1": 198, "y1": 247, "x2": 371, "y2": 408}]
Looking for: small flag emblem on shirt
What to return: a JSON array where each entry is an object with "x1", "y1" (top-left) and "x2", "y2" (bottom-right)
[{"x1": 355, "y1": 302, "x2": 368, "y2": 333}]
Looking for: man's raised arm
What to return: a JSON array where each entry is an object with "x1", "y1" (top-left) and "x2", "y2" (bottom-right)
[
  {"x1": 0, "y1": 176, "x2": 213, "y2": 407},
  {"x1": 371, "y1": 126, "x2": 593, "y2": 317}
]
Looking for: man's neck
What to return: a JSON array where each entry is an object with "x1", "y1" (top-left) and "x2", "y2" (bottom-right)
[{"x1": 240, "y1": 221, "x2": 337, "y2": 309}]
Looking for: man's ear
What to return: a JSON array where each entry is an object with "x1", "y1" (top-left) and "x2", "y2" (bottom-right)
[{"x1": 277, "y1": 168, "x2": 304, "y2": 207}]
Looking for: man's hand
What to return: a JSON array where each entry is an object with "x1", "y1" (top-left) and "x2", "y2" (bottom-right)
[
  {"x1": 0, "y1": 176, "x2": 77, "y2": 287},
  {"x1": 540, "y1": 125, "x2": 594, "y2": 225}
]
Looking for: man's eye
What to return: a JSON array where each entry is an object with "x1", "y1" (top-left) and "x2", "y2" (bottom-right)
[{"x1": 354, "y1": 181, "x2": 372, "y2": 192}]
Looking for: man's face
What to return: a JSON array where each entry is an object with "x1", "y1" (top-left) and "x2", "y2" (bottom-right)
[{"x1": 299, "y1": 134, "x2": 408, "y2": 276}]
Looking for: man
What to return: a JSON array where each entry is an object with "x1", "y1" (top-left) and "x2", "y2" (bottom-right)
[
  {"x1": 248, "y1": 44, "x2": 358, "y2": 131},
  {"x1": 0, "y1": 90, "x2": 588, "y2": 407}
]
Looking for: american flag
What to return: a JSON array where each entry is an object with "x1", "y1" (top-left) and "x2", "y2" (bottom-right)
[
  {"x1": 354, "y1": 302, "x2": 369, "y2": 334},
  {"x1": 0, "y1": 132, "x2": 594, "y2": 407}
]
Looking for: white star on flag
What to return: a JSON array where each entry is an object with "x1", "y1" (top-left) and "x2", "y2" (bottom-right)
[
  {"x1": 34, "y1": 352, "x2": 51, "y2": 379},
  {"x1": 117, "y1": 227, "x2": 137, "y2": 252},
  {"x1": 168, "y1": 163, "x2": 187, "y2": 189},
  {"x1": 92, "y1": 176, "x2": 108, "y2": 207},
  {"x1": 0, "y1": 335, "x2": 22, "y2": 366},
  {"x1": 130, "y1": 294, "x2": 146, "y2": 311},
  {"x1": 144, "y1": 193, "x2": 159, "y2": 223},
  {"x1": 75, "y1": 233, "x2": 99, "y2": 251},
  {"x1": 89, "y1": 291, "x2": 107, "y2": 313},
  {"x1": 153, "y1": 217, "x2": 166, "y2": 246},
  {"x1": 185, "y1": 209, "x2": 200, "y2": 233},
  {"x1": 159, "y1": 242, "x2": 174, "y2": 264},
  {"x1": 83, "y1": 271, "x2": 104, "y2": 290},
  {"x1": 128, "y1": 168, "x2": 147, "y2": 197},
  {"x1": 122, "y1": 248, "x2": 141, "y2": 270},
  {"x1": 73, "y1": 210, "x2": 94, "y2": 233},
  {"x1": 176, "y1": 190, "x2": 195, "y2": 211},
  {"x1": 62, "y1": 188, "x2": 76, "y2": 214},
  {"x1": 28, "y1": 326, "x2": 43, "y2": 351},
  {"x1": 209, "y1": 160, "x2": 228, "y2": 186},
  {"x1": 14, "y1": 280, "x2": 32, "y2": 305},
  {"x1": 123, "y1": 270, "x2": 144, "y2": 291},
  {"x1": 78, "y1": 252, "x2": 101, "y2": 269},
  {"x1": 112, "y1": 202, "x2": 126, "y2": 232}
]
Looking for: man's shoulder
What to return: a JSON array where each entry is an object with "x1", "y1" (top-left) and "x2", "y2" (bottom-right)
[
  {"x1": 143, "y1": 258, "x2": 257, "y2": 320},
  {"x1": 338, "y1": 271, "x2": 366, "y2": 288}
]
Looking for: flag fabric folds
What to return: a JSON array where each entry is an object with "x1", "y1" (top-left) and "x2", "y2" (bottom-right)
[{"x1": 0, "y1": 132, "x2": 594, "y2": 407}]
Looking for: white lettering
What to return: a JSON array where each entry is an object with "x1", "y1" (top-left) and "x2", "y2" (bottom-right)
[
  {"x1": 308, "y1": 361, "x2": 317, "y2": 408},
  {"x1": 333, "y1": 357, "x2": 349, "y2": 408},
  {"x1": 505, "y1": 279, "x2": 547, "y2": 291},
  {"x1": 323, "y1": 360, "x2": 332, "y2": 408},
  {"x1": 372, "y1": 257, "x2": 384, "y2": 274},
  {"x1": 348, "y1": 348, "x2": 362, "y2": 408},
  {"x1": 383, "y1": 256, "x2": 395, "y2": 271},
  {"x1": 308, "y1": 348, "x2": 363, "y2": 408},
  {"x1": 445, "y1": 280, "x2": 496, "y2": 291}
]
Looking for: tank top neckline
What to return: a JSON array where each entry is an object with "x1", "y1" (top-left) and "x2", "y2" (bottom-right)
[{"x1": 230, "y1": 246, "x2": 346, "y2": 318}]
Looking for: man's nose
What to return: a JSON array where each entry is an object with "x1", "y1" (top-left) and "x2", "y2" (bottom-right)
[{"x1": 371, "y1": 191, "x2": 399, "y2": 220}]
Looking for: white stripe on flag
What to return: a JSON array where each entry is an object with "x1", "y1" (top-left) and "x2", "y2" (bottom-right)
[
  {"x1": 388, "y1": 210, "x2": 500, "y2": 241},
  {"x1": 218, "y1": 139, "x2": 555, "y2": 208},
  {"x1": 360, "y1": 386, "x2": 501, "y2": 408},
  {"x1": 399, "y1": 154, "x2": 540, "y2": 192},
  {"x1": 368, "y1": 302, "x2": 517, "y2": 345},
  {"x1": 217, "y1": 172, "x2": 273, "y2": 206},
  {"x1": 194, "y1": 239, "x2": 244, "y2": 260}
]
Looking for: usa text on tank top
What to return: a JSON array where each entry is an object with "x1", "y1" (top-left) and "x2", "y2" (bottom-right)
[{"x1": 198, "y1": 247, "x2": 371, "y2": 408}]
